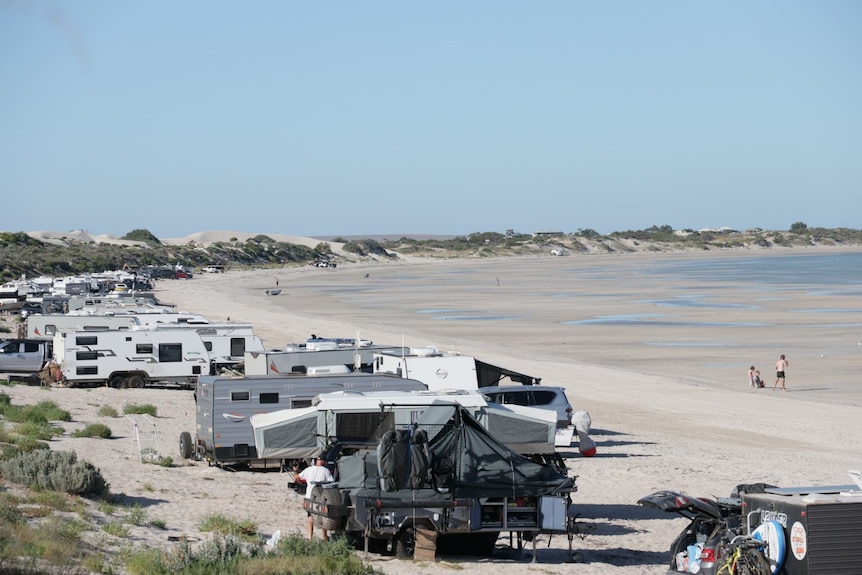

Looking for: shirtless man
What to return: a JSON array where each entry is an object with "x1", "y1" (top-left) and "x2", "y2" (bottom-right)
[{"x1": 773, "y1": 354, "x2": 789, "y2": 391}]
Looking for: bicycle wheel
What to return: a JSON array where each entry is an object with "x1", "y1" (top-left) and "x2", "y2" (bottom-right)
[{"x1": 739, "y1": 548, "x2": 771, "y2": 575}]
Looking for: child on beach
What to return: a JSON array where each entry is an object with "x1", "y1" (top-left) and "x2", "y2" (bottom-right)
[
  {"x1": 748, "y1": 366, "x2": 756, "y2": 388},
  {"x1": 754, "y1": 370, "x2": 764, "y2": 388}
]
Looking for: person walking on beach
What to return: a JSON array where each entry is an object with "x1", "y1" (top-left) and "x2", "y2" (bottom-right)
[
  {"x1": 748, "y1": 366, "x2": 757, "y2": 389},
  {"x1": 773, "y1": 354, "x2": 789, "y2": 391},
  {"x1": 293, "y1": 457, "x2": 334, "y2": 540}
]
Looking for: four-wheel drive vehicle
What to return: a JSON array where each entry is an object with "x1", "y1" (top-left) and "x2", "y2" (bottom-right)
[
  {"x1": 480, "y1": 385, "x2": 574, "y2": 428},
  {"x1": 269, "y1": 401, "x2": 577, "y2": 559},
  {"x1": 0, "y1": 339, "x2": 52, "y2": 374}
]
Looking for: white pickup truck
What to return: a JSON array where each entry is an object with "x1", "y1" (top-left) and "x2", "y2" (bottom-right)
[{"x1": 0, "y1": 339, "x2": 52, "y2": 376}]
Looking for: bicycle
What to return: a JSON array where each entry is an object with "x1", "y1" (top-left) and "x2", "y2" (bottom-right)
[{"x1": 716, "y1": 533, "x2": 771, "y2": 575}]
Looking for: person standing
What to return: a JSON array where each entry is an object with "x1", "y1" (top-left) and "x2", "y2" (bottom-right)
[
  {"x1": 773, "y1": 354, "x2": 789, "y2": 391},
  {"x1": 294, "y1": 457, "x2": 334, "y2": 540},
  {"x1": 748, "y1": 366, "x2": 756, "y2": 389}
]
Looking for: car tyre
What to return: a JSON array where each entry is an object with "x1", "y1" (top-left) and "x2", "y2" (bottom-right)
[{"x1": 179, "y1": 431, "x2": 193, "y2": 459}]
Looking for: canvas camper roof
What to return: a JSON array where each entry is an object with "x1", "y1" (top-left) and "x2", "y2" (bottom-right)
[{"x1": 249, "y1": 389, "x2": 557, "y2": 460}]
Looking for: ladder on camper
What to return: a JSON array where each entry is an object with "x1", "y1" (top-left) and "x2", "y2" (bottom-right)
[{"x1": 127, "y1": 414, "x2": 161, "y2": 463}]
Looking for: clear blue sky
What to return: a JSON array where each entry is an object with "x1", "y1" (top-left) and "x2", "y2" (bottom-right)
[{"x1": 2, "y1": 1, "x2": 860, "y2": 239}]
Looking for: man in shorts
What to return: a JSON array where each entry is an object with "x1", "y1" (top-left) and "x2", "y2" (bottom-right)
[
  {"x1": 293, "y1": 457, "x2": 334, "y2": 539},
  {"x1": 773, "y1": 354, "x2": 789, "y2": 391}
]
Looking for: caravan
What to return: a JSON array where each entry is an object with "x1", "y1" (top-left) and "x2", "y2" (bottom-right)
[
  {"x1": 372, "y1": 346, "x2": 542, "y2": 391},
  {"x1": 53, "y1": 329, "x2": 209, "y2": 388},
  {"x1": 244, "y1": 339, "x2": 407, "y2": 376}
]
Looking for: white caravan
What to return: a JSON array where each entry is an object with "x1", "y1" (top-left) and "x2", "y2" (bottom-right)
[
  {"x1": 53, "y1": 329, "x2": 209, "y2": 388},
  {"x1": 372, "y1": 346, "x2": 542, "y2": 391},
  {"x1": 145, "y1": 322, "x2": 265, "y2": 372},
  {"x1": 244, "y1": 339, "x2": 407, "y2": 376},
  {"x1": 26, "y1": 310, "x2": 212, "y2": 341}
]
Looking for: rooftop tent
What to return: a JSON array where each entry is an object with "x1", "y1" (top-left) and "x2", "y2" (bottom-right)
[{"x1": 475, "y1": 359, "x2": 541, "y2": 387}]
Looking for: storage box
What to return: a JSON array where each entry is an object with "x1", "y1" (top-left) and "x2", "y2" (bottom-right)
[{"x1": 414, "y1": 528, "x2": 437, "y2": 561}]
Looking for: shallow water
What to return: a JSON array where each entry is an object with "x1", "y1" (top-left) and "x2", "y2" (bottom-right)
[{"x1": 270, "y1": 250, "x2": 862, "y2": 407}]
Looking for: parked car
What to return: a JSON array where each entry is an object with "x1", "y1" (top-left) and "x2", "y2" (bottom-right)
[{"x1": 480, "y1": 385, "x2": 574, "y2": 428}]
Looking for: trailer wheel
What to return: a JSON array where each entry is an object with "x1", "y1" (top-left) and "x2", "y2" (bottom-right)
[
  {"x1": 127, "y1": 374, "x2": 146, "y2": 388},
  {"x1": 179, "y1": 431, "x2": 193, "y2": 459},
  {"x1": 395, "y1": 526, "x2": 416, "y2": 559},
  {"x1": 310, "y1": 485, "x2": 344, "y2": 532},
  {"x1": 109, "y1": 375, "x2": 126, "y2": 388}
]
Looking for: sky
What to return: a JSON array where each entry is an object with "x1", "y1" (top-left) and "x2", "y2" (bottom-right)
[{"x1": 1, "y1": 1, "x2": 860, "y2": 239}]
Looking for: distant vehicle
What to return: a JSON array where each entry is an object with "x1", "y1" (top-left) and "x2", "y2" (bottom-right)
[
  {"x1": 309, "y1": 260, "x2": 336, "y2": 268},
  {"x1": 202, "y1": 265, "x2": 225, "y2": 273},
  {"x1": 19, "y1": 301, "x2": 44, "y2": 318}
]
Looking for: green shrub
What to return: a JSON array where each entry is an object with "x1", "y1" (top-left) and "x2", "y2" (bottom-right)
[
  {"x1": 71, "y1": 423, "x2": 113, "y2": 439},
  {"x1": 0, "y1": 449, "x2": 109, "y2": 496},
  {"x1": 123, "y1": 403, "x2": 157, "y2": 417},
  {"x1": 98, "y1": 404, "x2": 119, "y2": 417}
]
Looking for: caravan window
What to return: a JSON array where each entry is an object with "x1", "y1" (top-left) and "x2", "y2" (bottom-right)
[
  {"x1": 231, "y1": 390, "x2": 250, "y2": 402},
  {"x1": 230, "y1": 338, "x2": 245, "y2": 356},
  {"x1": 290, "y1": 398, "x2": 313, "y2": 409},
  {"x1": 158, "y1": 344, "x2": 182, "y2": 362},
  {"x1": 76, "y1": 351, "x2": 98, "y2": 361},
  {"x1": 137, "y1": 344, "x2": 154, "y2": 354},
  {"x1": 204, "y1": 342, "x2": 213, "y2": 352},
  {"x1": 259, "y1": 392, "x2": 279, "y2": 404},
  {"x1": 45, "y1": 325, "x2": 57, "y2": 336},
  {"x1": 76, "y1": 335, "x2": 98, "y2": 346}
]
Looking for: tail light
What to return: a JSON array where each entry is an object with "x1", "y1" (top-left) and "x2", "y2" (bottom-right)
[{"x1": 700, "y1": 547, "x2": 716, "y2": 563}]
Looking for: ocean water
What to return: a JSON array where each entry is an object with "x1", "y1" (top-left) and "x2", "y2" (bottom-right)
[{"x1": 293, "y1": 249, "x2": 862, "y2": 405}]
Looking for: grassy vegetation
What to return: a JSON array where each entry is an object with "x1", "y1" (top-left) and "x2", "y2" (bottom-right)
[
  {"x1": 71, "y1": 423, "x2": 113, "y2": 439},
  {"x1": 0, "y1": 389, "x2": 380, "y2": 575},
  {"x1": 122, "y1": 403, "x2": 158, "y2": 417}
]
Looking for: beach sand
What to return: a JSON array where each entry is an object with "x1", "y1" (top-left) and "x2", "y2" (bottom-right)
[{"x1": 4, "y1": 248, "x2": 861, "y2": 574}]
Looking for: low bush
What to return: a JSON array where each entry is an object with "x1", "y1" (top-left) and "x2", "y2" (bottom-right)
[
  {"x1": 123, "y1": 403, "x2": 158, "y2": 417},
  {"x1": 0, "y1": 449, "x2": 109, "y2": 497},
  {"x1": 71, "y1": 423, "x2": 112, "y2": 439}
]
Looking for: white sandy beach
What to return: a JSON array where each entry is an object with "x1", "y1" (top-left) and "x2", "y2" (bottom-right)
[{"x1": 4, "y1": 247, "x2": 861, "y2": 574}]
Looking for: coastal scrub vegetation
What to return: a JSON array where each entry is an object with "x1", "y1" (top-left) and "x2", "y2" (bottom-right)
[
  {"x1": 0, "y1": 390, "x2": 380, "y2": 575},
  {"x1": 2, "y1": 224, "x2": 862, "y2": 280}
]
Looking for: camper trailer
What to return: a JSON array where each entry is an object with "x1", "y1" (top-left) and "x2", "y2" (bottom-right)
[
  {"x1": 185, "y1": 373, "x2": 428, "y2": 466},
  {"x1": 53, "y1": 329, "x2": 209, "y2": 388},
  {"x1": 244, "y1": 339, "x2": 407, "y2": 376},
  {"x1": 251, "y1": 391, "x2": 577, "y2": 560},
  {"x1": 372, "y1": 347, "x2": 542, "y2": 391},
  {"x1": 251, "y1": 389, "x2": 561, "y2": 462}
]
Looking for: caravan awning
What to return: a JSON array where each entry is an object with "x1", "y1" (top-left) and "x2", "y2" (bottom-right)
[{"x1": 475, "y1": 359, "x2": 541, "y2": 387}]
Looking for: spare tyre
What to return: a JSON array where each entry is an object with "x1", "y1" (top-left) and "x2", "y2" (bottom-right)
[{"x1": 310, "y1": 484, "x2": 344, "y2": 532}]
